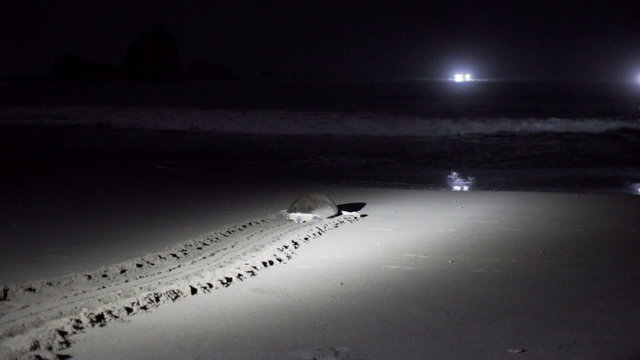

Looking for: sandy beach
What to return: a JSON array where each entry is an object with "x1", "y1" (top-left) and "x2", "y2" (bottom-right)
[
  {"x1": 4, "y1": 2, "x2": 640, "y2": 358},
  {"x1": 69, "y1": 189, "x2": 640, "y2": 360},
  {"x1": 2, "y1": 161, "x2": 639, "y2": 359}
]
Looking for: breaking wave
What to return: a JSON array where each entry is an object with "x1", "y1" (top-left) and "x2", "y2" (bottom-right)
[{"x1": 1, "y1": 106, "x2": 639, "y2": 137}]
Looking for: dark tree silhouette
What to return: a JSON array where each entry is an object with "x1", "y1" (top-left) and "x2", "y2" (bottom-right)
[
  {"x1": 187, "y1": 60, "x2": 238, "y2": 80},
  {"x1": 53, "y1": 54, "x2": 122, "y2": 82},
  {"x1": 52, "y1": 54, "x2": 91, "y2": 81},
  {"x1": 123, "y1": 24, "x2": 183, "y2": 81},
  {"x1": 257, "y1": 70, "x2": 277, "y2": 79}
]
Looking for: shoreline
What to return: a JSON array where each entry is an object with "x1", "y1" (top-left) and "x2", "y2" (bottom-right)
[{"x1": 1, "y1": 122, "x2": 639, "y2": 197}]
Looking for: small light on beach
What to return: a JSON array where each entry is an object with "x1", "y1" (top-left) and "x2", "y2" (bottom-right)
[
  {"x1": 631, "y1": 183, "x2": 640, "y2": 194},
  {"x1": 447, "y1": 172, "x2": 474, "y2": 191}
]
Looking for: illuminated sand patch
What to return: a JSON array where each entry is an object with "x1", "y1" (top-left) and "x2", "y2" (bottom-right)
[
  {"x1": 0, "y1": 213, "x2": 361, "y2": 360},
  {"x1": 66, "y1": 190, "x2": 640, "y2": 360}
]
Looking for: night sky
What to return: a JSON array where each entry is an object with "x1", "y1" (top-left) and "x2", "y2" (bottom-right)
[{"x1": 2, "y1": 0, "x2": 640, "y2": 81}]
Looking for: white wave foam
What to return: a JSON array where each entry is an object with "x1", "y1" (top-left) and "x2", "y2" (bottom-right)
[{"x1": 1, "y1": 106, "x2": 639, "y2": 136}]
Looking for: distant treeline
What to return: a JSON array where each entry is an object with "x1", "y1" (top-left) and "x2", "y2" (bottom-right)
[{"x1": 6, "y1": 23, "x2": 276, "y2": 84}]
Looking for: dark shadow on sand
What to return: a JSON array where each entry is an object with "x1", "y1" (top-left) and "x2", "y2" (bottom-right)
[{"x1": 338, "y1": 202, "x2": 367, "y2": 213}]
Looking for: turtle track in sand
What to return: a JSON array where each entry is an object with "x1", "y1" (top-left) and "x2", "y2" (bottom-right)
[{"x1": 0, "y1": 212, "x2": 362, "y2": 360}]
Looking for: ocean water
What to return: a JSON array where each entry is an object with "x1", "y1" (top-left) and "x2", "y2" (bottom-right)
[{"x1": 1, "y1": 80, "x2": 639, "y2": 193}]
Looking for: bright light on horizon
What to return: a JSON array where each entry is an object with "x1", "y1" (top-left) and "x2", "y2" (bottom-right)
[{"x1": 452, "y1": 73, "x2": 473, "y2": 82}]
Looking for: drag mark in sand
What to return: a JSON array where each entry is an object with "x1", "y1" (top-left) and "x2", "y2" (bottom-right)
[
  {"x1": 0, "y1": 212, "x2": 362, "y2": 360},
  {"x1": 402, "y1": 254, "x2": 429, "y2": 259},
  {"x1": 379, "y1": 265, "x2": 415, "y2": 271}
]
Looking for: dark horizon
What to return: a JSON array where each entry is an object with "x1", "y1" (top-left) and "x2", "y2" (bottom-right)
[{"x1": 2, "y1": 0, "x2": 640, "y2": 82}]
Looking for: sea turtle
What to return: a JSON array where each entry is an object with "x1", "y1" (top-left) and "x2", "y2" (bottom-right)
[{"x1": 287, "y1": 193, "x2": 339, "y2": 218}]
